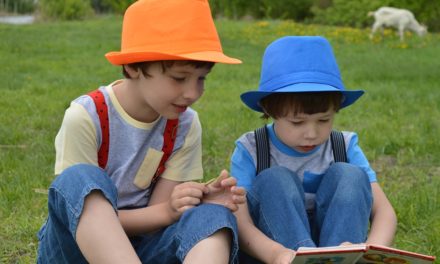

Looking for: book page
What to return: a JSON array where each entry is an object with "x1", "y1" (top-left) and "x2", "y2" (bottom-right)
[
  {"x1": 293, "y1": 246, "x2": 366, "y2": 264},
  {"x1": 292, "y1": 245, "x2": 435, "y2": 264},
  {"x1": 297, "y1": 245, "x2": 367, "y2": 253},
  {"x1": 357, "y1": 245, "x2": 435, "y2": 264}
]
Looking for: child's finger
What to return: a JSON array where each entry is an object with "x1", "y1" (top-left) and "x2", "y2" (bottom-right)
[
  {"x1": 179, "y1": 196, "x2": 202, "y2": 206},
  {"x1": 178, "y1": 181, "x2": 209, "y2": 194},
  {"x1": 178, "y1": 205, "x2": 196, "y2": 214},
  {"x1": 232, "y1": 195, "x2": 247, "y2": 205},
  {"x1": 230, "y1": 186, "x2": 246, "y2": 195},
  {"x1": 224, "y1": 202, "x2": 239, "y2": 212},
  {"x1": 175, "y1": 186, "x2": 204, "y2": 199},
  {"x1": 213, "y1": 169, "x2": 229, "y2": 186},
  {"x1": 204, "y1": 169, "x2": 229, "y2": 187},
  {"x1": 220, "y1": 176, "x2": 237, "y2": 187}
]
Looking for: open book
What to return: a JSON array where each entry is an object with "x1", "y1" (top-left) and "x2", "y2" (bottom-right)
[{"x1": 292, "y1": 244, "x2": 436, "y2": 264}]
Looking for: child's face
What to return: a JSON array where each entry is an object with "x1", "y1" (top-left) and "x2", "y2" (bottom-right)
[
  {"x1": 135, "y1": 62, "x2": 211, "y2": 120},
  {"x1": 273, "y1": 109, "x2": 335, "y2": 153}
]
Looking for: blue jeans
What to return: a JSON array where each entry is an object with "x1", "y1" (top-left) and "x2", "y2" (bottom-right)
[
  {"x1": 37, "y1": 164, "x2": 239, "y2": 264},
  {"x1": 240, "y1": 163, "x2": 372, "y2": 263}
]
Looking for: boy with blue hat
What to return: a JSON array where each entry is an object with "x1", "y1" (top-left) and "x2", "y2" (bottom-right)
[
  {"x1": 231, "y1": 36, "x2": 397, "y2": 263},
  {"x1": 37, "y1": 0, "x2": 246, "y2": 263}
]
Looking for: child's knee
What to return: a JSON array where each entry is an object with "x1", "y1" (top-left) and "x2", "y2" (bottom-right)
[
  {"x1": 327, "y1": 162, "x2": 370, "y2": 188},
  {"x1": 184, "y1": 204, "x2": 237, "y2": 226},
  {"x1": 179, "y1": 204, "x2": 238, "y2": 242},
  {"x1": 51, "y1": 164, "x2": 116, "y2": 196},
  {"x1": 177, "y1": 204, "x2": 239, "y2": 260},
  {"x1": 320, "y1": 163, "x2": 372, "y2": 205},
  {"x1": 48, "y1": 164, "x2": 118, "y2": 228},
  {"x1": 254, "y1": 166, "x2": 303, "y2": 194}
]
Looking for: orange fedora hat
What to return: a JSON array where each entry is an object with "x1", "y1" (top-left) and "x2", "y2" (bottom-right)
[{"x1": 105, "y1": 0, "x2": 241, "y2": 65}]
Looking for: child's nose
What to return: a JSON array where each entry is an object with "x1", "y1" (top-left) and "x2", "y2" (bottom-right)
[
  {"x1": 183, "y1": 83, "x2": 203, "y2": 101},
  {"x1": 304, "y1": 125, "x2": 318, "y2": 139}
]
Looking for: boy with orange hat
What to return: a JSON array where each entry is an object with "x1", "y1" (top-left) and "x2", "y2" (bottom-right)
[{"x1": 36, "y1": 1, "x2": 245, "y2": 263}]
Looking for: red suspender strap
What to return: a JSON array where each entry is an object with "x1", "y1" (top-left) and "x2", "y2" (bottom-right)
[
  {"x1": 88, "y1": 89, "x2": 109, "y2": 169},
  {"x1": 152, "y1": 118, "x2": 179, "y2": 184},
  {"x1": 88, "y1": 88, "x2": 178, "y2": 182}
]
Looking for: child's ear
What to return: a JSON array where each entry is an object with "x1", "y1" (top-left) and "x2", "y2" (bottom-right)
[{"x1": 123, "y1": 65, "x2": 141, "y2": 79}]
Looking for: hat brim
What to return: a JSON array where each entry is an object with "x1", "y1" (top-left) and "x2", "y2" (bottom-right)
[
  {"x1": 105, "y1": 50, "x2": 242, "y2": 65},
  {"x1": 241, "y1": 83, "x2": 364, "y2": 112}
]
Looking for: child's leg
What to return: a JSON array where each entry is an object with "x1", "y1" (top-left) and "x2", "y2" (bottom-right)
[
  {"x1": 76, "y1": 191, "x2": 140, "y2": 263},
  {"x1": 184, "y1": 228, "x2": 231, "y2": 264},
  {"x1": 135, "y1": 203, "x2": 239, "y2": 263},
  {"x1": 314, "y1": 163, "x2": 373, "y2": 246},
  {"x1": 246, "y1": 166, "x2": 315, "y2": 249},
  {"x1": 37, "y1": 164, "x2": 139, "y2": 264}
]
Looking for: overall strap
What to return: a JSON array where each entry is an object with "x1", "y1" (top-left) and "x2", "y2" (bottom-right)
[
  {"x1": 88, "y1": 89, "x2": 109, "y2": 169},
  {"x1": 253, "y1": 126, "x2": 348, "y2": 175},
  {"x1": 330, "y1": 130, "x2": 347, "y2": 163},
  {"x1": 152, "y1": 119, "x2": 179, "y2": 185},
  {"x1": 254, "y1": 125, "x2": 270, "y2": 174}
]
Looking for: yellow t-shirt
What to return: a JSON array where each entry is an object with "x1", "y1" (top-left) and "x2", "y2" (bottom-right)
[{"x1": 54, "y1": 82, "x2": 203, "y2": 208}]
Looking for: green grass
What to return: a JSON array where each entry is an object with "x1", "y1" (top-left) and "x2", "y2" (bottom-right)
[{"x1": 1, "y1": 16, "x2": 439, "y2": 262}]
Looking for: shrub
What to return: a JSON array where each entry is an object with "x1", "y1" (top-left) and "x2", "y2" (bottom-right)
[
  {"x1": 100, "y1": 0, "x2": 136, "y2": 14},
  {"x1": 39, "y1": 0, "x2": 93, "y2": 20},
  {"x1": 0, "y1": 0, "x2": 36, "y2": 14},
  {"x1": 209, "y1": 0, "x2": 249, "y2": 19},
  {"x1": 210, "y1": 0, "x2": 313, "y2": 21},
  {"x1": 259, "y1": 0, "x2": 313, "y2": 20}
]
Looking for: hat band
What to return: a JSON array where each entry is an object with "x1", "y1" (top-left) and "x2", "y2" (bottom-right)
[
  {"x1": 122, "y1": 39, "x2": 222, "y2": 54},
  {"x1": 259, "y1": 71, "x2": 345, "y2": 92}
]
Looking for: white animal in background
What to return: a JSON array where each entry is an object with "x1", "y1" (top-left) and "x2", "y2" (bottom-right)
[{"x1": 368, "y1": 6, "x2": 427, "y2": 41}]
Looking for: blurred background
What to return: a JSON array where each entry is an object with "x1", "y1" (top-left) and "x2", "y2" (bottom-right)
[{"x1": 1, "y1": 0, "x2": 439, "y2": 31}]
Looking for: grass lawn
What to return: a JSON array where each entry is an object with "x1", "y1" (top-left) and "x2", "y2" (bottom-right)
[{"x1": 1, "y1": 16, "x2": 439, "y2": 262}]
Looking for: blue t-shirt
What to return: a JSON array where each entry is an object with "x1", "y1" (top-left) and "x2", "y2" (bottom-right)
[{"x1": 230, "y1": 124, "x2": 376, "y2": 210}]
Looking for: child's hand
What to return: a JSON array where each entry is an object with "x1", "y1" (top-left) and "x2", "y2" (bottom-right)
[
  {"x1": 202, "y1": 169, "x2": 246, "y2": 212},
  {"x1": 168, "y1": 181, "x2": 209, "y2": 221},
  {"x1": 271, "y1": 246, "x2": 296, "y2": 264}
]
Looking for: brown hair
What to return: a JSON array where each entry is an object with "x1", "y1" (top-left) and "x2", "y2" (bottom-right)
[
  {"x1": 122, "y1": 60, "x2": 215, "y2": 78},
  {"x1": 259, "y1": 92, "x2": 343, "y2": 119}
]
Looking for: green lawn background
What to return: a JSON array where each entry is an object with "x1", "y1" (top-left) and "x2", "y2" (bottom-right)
[{"x1": 1, "y1": 16, "x2": 439, "y2": 262}]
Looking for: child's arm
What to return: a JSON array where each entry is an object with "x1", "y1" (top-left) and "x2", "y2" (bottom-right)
[
  {"x1": 229, "y1": 139, "x2": 295, "y2": 263},
  {"x1": 118, "y1": 178, "x2": 209, "y2": 236},
  {"x1": 117, "y1": 172, "x2": 246, "y2": 236},
  {"x1": 366, "y1": 182, "x2": 397, "y2": 245},
  {"x1": 234, "y1": 202, "x2": 296, "y2": 264}
]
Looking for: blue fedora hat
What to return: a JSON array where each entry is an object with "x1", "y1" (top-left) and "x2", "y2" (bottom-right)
[{"x1": 241, "y1": 36, "x2": 364, "y2": 112}]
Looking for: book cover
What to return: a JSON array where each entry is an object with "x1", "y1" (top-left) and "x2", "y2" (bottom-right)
[
  {"x1": 293, "y1": 245, "x2": 366, "y2": 264},
  {"x1": 358, "y1": 244, "x2": 435, "y2": 264},
  {"x1": 291, "y1": 244, "x2": 435, "y2": 264}
]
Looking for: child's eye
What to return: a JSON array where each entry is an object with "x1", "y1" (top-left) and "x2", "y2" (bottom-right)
[
  {"x1": 172, "y1": 76, "x2": 186, "y2": 82},
  {"x1": 198, "y1": 76, "x2": 206, "y2": 81},
  {"x1": 291, "y1": 121, "x2": 303, "y2": 125},
  {"x1": 319, "y1": 119, "x2": 330, "y2": 123}
]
